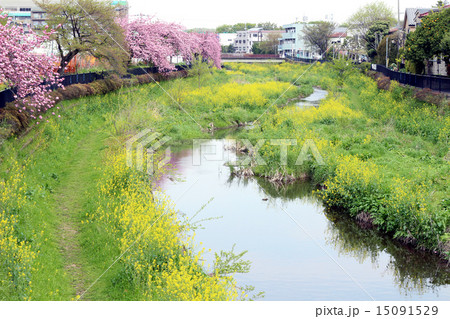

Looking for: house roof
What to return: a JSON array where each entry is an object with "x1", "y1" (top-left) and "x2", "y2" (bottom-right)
[
  {"x1": 418, "y1": 5, "x2": 450, "y2": 18},
  {"x1": 404, "y1": 8, "x2": 417, "y2": 27},
  {"x1": 329, "y1": 27, "x2": 347, "y2": 38},
  {"x1": 389, "y1": 26, "x2": 400, "y2": 34},
  {"x1": 403, "y1": 7, "x2": 432, "y2": 29},
  {"x1": 329, "y1": 32, "x2": 347, "y2": 38}
]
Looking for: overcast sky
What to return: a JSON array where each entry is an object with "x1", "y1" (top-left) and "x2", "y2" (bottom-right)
[{"x1": 128, "y1": 0, "x2": 438, "y2": 29}]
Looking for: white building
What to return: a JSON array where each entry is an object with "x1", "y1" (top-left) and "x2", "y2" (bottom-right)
[
  {"x1": 233, "y1": 28, "x2": 283, "y2": 54},
  {"x1": 1, "y1": 0, "x2": 46, "y2": 31},
  {"x1": 329, "y1": 27, "x2": 347, "y2": 45},
  {"x1": 219, "y1": 33, "x2": 237, "y2": 47},
  {"x1": 278, "y1": 23, "x2": 319, "y2": 59},
  {"x1": 1, "y1": 0, "x2": 128, "y2": 31}
]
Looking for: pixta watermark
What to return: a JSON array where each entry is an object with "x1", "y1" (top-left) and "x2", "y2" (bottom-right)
[
  {"x1": 126, "y1": 129, "x2": 171, "y2": 174},
  {"x1": 126, "y1": 131, "x2": 325, "y2": 174},
  {"x1": 192, "y1": 139, "x2": 325, "y2": 166}
]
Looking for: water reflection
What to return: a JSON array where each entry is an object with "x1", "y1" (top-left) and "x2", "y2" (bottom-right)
[
  {"x1": 324, "y1": 210, "x2": 450, "y2": 296},
  {"x1": 253, "y1": 177, "x2": 316, "y2": 202},
  {"x1": 159, "y1": 140, "x2": 450, "y2": 300},
  {"x1": 296, "y1": 87, "x2": 328, "y2": 107}
]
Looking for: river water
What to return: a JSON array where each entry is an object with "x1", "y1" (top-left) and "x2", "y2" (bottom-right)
[
  {"x1": 296, "y1": 87, "x2": 328, "y2": 108},
  {"x1": 157, "y1": 140, "x2": 450, "y2": 301}
]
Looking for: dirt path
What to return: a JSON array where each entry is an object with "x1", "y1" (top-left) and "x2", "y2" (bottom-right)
[{"x1": 55, "y1": 132, "x2": 105, "y2": 299}]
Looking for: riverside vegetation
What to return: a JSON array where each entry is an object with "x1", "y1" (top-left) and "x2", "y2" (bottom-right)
[{"x1": 0, "y1": 61, "x2": 448, "y2": 300}]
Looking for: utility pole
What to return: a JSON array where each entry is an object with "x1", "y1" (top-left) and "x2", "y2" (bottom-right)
[
  {"x1": 398, "y1": 0, "x2": 400, "y2": 27},
  {"x1": 386, "y1": 40, "x2": 389, "y2": 68}
]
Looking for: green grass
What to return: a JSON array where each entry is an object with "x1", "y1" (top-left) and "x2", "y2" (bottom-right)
[
  {"x1": 0, "y1": 62, "x2": 448, "y2": 300},
  {"x1": 0, "y1": 92, "x2": 127, "y2": 299}
]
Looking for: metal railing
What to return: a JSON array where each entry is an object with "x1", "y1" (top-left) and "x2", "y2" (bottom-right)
[
  {"x1": 285, "y1": 55, "x2": 327, "y2": 64},
  {"x1": 373, "y1": 64, "x2": 450, "y2": 93},
  {"x1": 221, "y1": 53, "x2": 280, "y2": 59},
  {"x1": 0, "y1": 65, "x2": 188, "y2": 108}
]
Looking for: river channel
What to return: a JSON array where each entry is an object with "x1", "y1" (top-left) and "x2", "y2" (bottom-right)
[{"x1": 156, "y1": 140, "x2": 450, "y2": 301}]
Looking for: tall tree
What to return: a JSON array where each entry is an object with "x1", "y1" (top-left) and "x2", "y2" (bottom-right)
[
  {"x1": 347, "y1": 1, "x2": 396, "y2": 49},
  {"x1": 193, "y1": 32, "x2": 222, "y2": 68},
  {"x1": 0, "y1": 9, "x2": 61, "y2": 120},
  {"x1": 365, "y1": 21, "x2": 390, "y2": 59},
  {"x1": 303, "y1": 22, "x2": 336, "y2": 57},
  {"x1": 121, "y1": 17, "x2": 194, "y2": 71},
  {"x1": 36, "y1": 0, "x2": 128, "y2": 75},
  {"x1": 256, "y1": 22, "x2": 282, "y2": 30},
  {"x1": 120, "y1": 16, "x2": 221, "y2": 71},
  {"x1": 256, "y1": 32, "x2": 282, "y2": 54},
  {"x1": 440, "y1": 32, "x2": 450, "y2": 74},
  {"x1": 404, "y1": 8, "x2": 450, "y2": 74},
  {"x1": 215, "y1": 24, "x2": 234, "y2": 33},
  {"x1": 216, "y1": 23, "x2": 271, "y2": 33},
  {"x1": 434, "y1": 1, "x2": 449, "y2": 9},
  {"x1": 376, "y1": 33, "x2": 400, "y2": 66},
  {"x1": 222, "y1": 43, "x2": 235, "y2": 53}
]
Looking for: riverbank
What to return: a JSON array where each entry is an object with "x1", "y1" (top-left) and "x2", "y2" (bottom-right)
[
  {"x1": 158, "y1": 140, "x2": 450, "y2": 300},
  {"x1": 226, "y1": 62, "x2": 449, "y2": 260},
  {"x1": 0, "y1": 61, "x2": 448, "y2": 300}
]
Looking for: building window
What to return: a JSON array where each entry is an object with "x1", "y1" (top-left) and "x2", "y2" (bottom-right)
[
  {"x1": 243, "y1": 40, "x2": 245, "y2": 43},
  {"x1": 20, "y1": 8, "x2": 31, "y2": 11}
]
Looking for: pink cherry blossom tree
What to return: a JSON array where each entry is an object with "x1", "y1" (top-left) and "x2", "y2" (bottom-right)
[
  {"x1": 120, "y1": 16, "x2": 221, "y2": 71},
  {"x1": 190, "y1": 32, "x2": 222, "y2": 68},
  {"x1": 0, "y1": 9, "x2": 61, "y2": 121}
]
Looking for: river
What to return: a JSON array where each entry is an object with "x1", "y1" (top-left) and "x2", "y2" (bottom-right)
[
  {"x1": 156, "y1": 140, "x2": 450, "y2": 301},
  {"x1": 296, "y1": 87, "x2": 328, "y2": 107}
]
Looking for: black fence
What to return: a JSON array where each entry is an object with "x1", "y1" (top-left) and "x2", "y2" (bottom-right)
[
  {"x1": 374, "y1": 64, "x2": 450, "y2": 93},
  {"x1": 285, "y1": 56, "x2": 327, "y2": 64},
  {"x1": 221, "y1": 53, "x2": 281, "y2": 59},
  {"x1": 60, "y1": 72, "x2": 106, "y2": 87},
  {"x1": 0, "y1": 88, "x2": 16, "y2": 109},
  {"x1": 0, "y1": 65, "x2": 190, "y2": 109}
]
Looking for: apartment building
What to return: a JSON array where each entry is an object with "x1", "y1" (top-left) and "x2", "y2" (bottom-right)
[
  {"x1": 1, "y1": 0, "x2": 129, "y2": 31},
  {"x1": 278, "y1": 23, "x2": 318, "y2": 59},
  {"x1": 233, "y1": 27, "x2": 283, "y2": 54},
  {"x1": 1, "y1": 0, "x2": 46, "y2": 30}
]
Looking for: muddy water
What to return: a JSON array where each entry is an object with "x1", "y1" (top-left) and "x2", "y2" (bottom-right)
[{"x1": 157, "y1": 141, "x2": 450, "y2": 301}]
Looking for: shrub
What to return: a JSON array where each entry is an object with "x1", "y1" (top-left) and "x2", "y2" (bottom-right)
[
  {"x1": 356, "y1": 62, "x2": 372, "y2": 73},
  {"x1": 414, "y1": 88, "x2": 445, "y2": 106},
  {"x1": 88, "y1": 81, "x2": 109, "y2": 95},
  {"x1": 136, "y1": 74, "x2": 153, "y2": 85},
  {"x1": 57, "y1": 85, "x2": 86, "y2": 100},
  {"x1": 0, "y1": 105, "x2": 29, "y2": 135},
  {"x1": 49, "y1": 90, "x2": 64, "y2": 102},
  {"x1": 376, "y1": 75, "x2": 391, "y2": 90}
]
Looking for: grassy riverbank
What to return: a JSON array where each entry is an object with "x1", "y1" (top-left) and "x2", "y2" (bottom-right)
[
  {"x1": 228, "y1": 62, "x2": 449, "y2": 257},
  {"x1": 0, "y1": 61, "x2": 448, "y2": 300}
]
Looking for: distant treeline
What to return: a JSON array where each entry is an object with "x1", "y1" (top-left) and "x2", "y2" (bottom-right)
[{"x1": 216, "y1": 22, "x2": 283, "y2": 33}]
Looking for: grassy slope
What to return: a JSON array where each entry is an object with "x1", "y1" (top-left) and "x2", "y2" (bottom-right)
[
  {"x1": 0, "y1": 94, "x2": 118, "y2": 299},
  {"x1": 53, "y1": 130, "x2": 107, "y2": 299},
  {"x1": 0, "y1": 62, "x2": 447, "y2": 300},
  {"x1": 232, "y1": 62, "x2": 448, "y2": 254}
]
